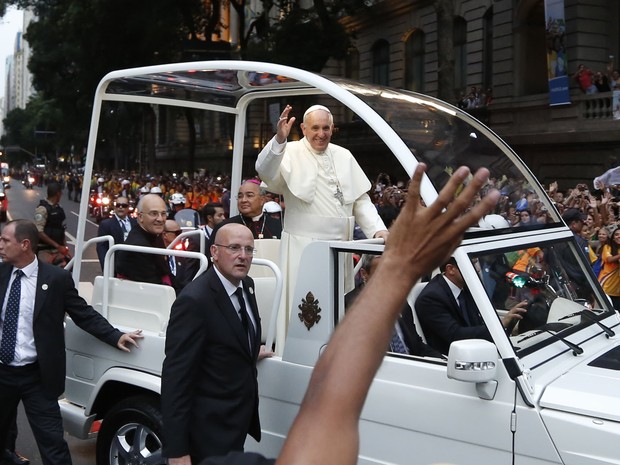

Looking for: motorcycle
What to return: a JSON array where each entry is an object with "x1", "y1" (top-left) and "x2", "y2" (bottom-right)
[
  {"x1": 22, "y1": 175, "x2": 35, "y2": 189},
  {"x1": 89, "y1": 192, "x2": 112, "y2": 223}
]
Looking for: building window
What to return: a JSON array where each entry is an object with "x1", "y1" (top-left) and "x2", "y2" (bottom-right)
[
  {"x1": 405, "y1": 30, "x2": 425, "y2": 92},
  {"x1": 520, "y1": 0, "x2": 547, "y2": 95},
  {"x1": 345, "y1": 47, "x2": 360, "y2": 80},
  {"x1": 483, "y1": 7, "x2": 493, "y2": 91},
  {"x1": 453, "y1": 16, "x2": 467, "y2": 91},
  {"x1": 372, "y1": 40, "x2": 390, "y2": 86}
]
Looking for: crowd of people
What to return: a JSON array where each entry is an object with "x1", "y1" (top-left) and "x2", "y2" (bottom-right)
[
  {"x1": 457, "y1": 85, "x2": 493, "y2": 110},
  {"x1": 573, "y1": 60, "x2": 620, "y2": 94}
]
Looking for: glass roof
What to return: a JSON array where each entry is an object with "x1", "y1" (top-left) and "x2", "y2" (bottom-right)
[{"x1": 101, "y1": 62, "x2": 561, "y2": 230}]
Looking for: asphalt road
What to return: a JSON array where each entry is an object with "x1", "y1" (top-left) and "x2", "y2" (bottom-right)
[{"x1": 7, "y1": 180, "x2": 98, "y2": 465}]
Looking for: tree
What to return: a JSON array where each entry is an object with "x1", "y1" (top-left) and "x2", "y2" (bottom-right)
[{"x1": 0, "y1": 0, "x2": 367, "y2": 171}]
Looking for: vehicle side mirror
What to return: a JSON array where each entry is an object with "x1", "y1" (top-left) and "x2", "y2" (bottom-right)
[{"x1": 447, "y1": 339, "x2": 498, "y2": 400}]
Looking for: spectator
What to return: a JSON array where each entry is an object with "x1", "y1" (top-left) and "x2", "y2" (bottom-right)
[
  {"x1": 593, "y1": 71, "x2": 611, "y2": 93},
  {"x1": 599, "y1": 227, "x2": 620, "y2": 308},
  {"x1": 574, "y1": 64, "x2": 597, "y2": 94}
]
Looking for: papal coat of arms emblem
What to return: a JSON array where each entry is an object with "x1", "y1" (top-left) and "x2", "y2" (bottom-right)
[{"x1": 298, "y1": 292, "x2": 321, "y2": 330}]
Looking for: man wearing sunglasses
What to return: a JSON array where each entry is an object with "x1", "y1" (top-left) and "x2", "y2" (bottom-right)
[{"x1": 96, "y1": 196, "x2": 136, "y2": 270}]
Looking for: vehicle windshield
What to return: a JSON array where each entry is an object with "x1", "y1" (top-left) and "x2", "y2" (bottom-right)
[
  {"x1": 470, "y1": 238, "x2": 612, "y2": 356},
  {"x1": 335, "y1": 80, "x2": 560, "y2": 233}
]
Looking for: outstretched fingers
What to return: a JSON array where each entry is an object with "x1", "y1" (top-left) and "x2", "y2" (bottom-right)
[{"x1": 384, "y1": 164, "x2": 498, "y2": 279}]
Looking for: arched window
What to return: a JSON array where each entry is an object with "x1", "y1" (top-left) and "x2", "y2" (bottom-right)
[
  {"x1": 453, "y1": 16, "x2": 467, "y2": 91},
  {"x1": 517, "y1": 0, "x2": 547, "y2": 95},
  {"x1": 482, "y1": 7, "x2": 493, "y2": 90},
  {"x1": 372, "y1": 40, "x2": 390, "y2": 86},
  {"x1": 405, "y1": 30, "x2": 425, "y2": 92}
]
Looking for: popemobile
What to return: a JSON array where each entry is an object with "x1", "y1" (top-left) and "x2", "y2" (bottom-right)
[{"x1": 61, "y1": 61, "x2": 620, "y2": 465}]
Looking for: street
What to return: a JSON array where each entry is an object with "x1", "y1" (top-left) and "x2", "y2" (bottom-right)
[{"x1": 7, "y1": 180, "x2": 98, "y2": 465}]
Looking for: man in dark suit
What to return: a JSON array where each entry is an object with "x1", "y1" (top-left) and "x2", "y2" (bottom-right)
[
  {"x1": 346, "y1": 254, "x2": 442, "y2": 358},
  {"x1": 213, "y1": 180, "x2": 282, "y2": 242},
  {"x1": 116, "y1": 194, "x2": 173, "y2": 286},
  {"x1": 163, "y1": 219, "x2": 194, "y2": 292},
  {"x1": 162, "y1": 223, "x2": 273, "y2": 464},
  {"x1": 416, "y1": 257, "x2": 527, "y2": 355},
  {"x1": 96, "y1": 196, "x2": 136, "y2": 269},
  {"x1": 0, "y1": 219, "x2": 143, "y2": 465}
]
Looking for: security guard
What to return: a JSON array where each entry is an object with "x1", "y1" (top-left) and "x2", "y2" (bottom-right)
[{"x1": 34, "y1": 182, "x2": 71, "y2": 266}]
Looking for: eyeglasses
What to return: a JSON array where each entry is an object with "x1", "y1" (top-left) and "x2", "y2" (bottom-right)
[
  {"x1": 214, "y1": 243, "x2": 256, "y2": 255},
  {"x1": 164, "y1": 229, "x2": 182, "y2": 236},
  {"x1": 115, "y1": 203, "x2": 129, "y2": 208},
  {"x1": 142, "y1": 211, "x2": 168, "y2": 219}
]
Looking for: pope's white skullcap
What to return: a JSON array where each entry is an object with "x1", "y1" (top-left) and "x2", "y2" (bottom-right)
[{"x1": 303, "y1": 105, "x2": 332, "y2": 120}]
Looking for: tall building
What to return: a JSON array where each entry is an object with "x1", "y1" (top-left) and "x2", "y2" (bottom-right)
[{"x1": 4, "y1": 9, "x2": 34, "y2": 115}]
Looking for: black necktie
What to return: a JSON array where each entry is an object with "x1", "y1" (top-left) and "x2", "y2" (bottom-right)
[
  {"x1": 120, "y1": 220, "x2": 127, "y2": 233},
  {"x1": 235, "y1": 287, "x2": 256, "y2": 350},
  {"x1": 458, "y1": 291, "x2": 472, "y2": 326},
  {"x1": 0, "y1": 270, "x2": 24, "y2": 365}
]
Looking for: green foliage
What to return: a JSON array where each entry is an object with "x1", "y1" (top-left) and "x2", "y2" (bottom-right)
[
  {"x1": 1, "y1": 0, "x2": 365, "y2": 159},
  {"x1": 0, "y1": 94, "x2": 60, "y2": 165}
]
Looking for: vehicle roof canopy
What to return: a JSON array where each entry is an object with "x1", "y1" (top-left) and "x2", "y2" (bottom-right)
[{"x1": 77, "y1": 61, "x2": 560, "y2": 270}]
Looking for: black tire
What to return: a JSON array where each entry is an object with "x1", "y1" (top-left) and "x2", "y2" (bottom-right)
[{"x1": 95, "y1": 396, "x2": 165, "y2": 465}]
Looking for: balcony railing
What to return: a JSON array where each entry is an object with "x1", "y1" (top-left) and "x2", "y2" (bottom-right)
[{"x1": 578, "y1": 91, "x2": 616, "y2": 120}]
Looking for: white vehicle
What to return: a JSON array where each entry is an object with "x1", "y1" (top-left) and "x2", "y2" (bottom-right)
[{"x1": 62, "y1": 61, "x2": 620, "y2": 465}]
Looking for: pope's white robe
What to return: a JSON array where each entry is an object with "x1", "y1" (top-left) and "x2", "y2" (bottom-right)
[{"x1": 256, "y1": 136, "x2": 386, "y2": 351}]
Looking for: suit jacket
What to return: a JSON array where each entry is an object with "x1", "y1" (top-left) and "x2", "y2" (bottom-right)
[
  {"x1": 115, "y1": 224, "x2": 171, "y2": 285},
  {"x1": 96, "y1": 216, "x2": 137, "y2": 269},
  {"x1": 399, "y1": 303, "x2": 444, "y2": 358},
  {"x1": 0, "y1": 261, "x2": 122, "y2": 398},
  {"x1": 162, "y1": 267, "x2": 262, "y2": 461},
  {"x1": 415, "y1": 274, "x2": 491, "y2": 355},
  {"x1": 345, "y1": 287, "x2": 440, "y2": 358}
]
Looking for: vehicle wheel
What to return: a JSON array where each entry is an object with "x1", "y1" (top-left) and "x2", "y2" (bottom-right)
[{"x1": 95, "y1": 396, "x2": 164, "y2": 465}]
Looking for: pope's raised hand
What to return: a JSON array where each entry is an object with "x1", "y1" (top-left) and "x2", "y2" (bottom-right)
[{"x1": 275, "y1": 105, "x2": 296, "y2": 144}]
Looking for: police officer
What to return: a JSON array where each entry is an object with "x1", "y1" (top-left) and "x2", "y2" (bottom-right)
[{"x1": 34, "y1": 182, "x2": 71, "y2": 266}]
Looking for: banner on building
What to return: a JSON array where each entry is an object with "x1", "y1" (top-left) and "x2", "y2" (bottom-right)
[{"x1": 545, "y1": 0, "x2": 570, "y2": 106}]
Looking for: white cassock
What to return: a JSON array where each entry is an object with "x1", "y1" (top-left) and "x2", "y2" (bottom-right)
[{"x1": 256, "y1": 136, "x2": 386, "y2": 350}]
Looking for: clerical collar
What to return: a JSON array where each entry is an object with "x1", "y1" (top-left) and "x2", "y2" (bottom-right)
[{"x1": 250, "y1": 213, "x2": 264, "y2": 222}]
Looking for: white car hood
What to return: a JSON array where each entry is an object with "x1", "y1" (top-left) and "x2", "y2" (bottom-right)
[{"x1": 540, "y1": 345, "x2": 620, "y2": 421}]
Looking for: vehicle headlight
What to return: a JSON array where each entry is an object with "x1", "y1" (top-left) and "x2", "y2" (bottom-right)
[
  {"x1": 3, "y1": 176, "x2": 9, "y2": 182},
  {"x1": 102, "y1": 197, "x2": 111, "y2": 205}
]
